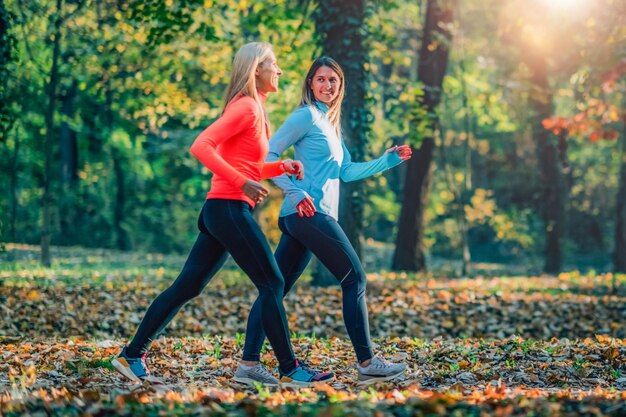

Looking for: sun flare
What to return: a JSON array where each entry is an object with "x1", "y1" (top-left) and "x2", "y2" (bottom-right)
[{"x1": 541, "y1": 0, "x2": 587, "y2": 9}]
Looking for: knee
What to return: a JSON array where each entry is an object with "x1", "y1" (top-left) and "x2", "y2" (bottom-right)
[
  {"x1": 258, "y1": 274, "x2": 285, "y2": 299},
  {"x1": 340, "y1": 267, "x2": 367, "y2": 292}
]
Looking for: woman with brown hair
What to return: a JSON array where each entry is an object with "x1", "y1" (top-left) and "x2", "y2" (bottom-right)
[{"x1": 236, "y1": 56, "x2": 412, "y2": 387}]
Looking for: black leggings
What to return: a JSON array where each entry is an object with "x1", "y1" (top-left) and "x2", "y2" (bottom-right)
[
  {"x1": 127, "y1": 199, "x2": 296, "y2": 372},
  {"x1": 242, "y1": 213, "x2": 374, "y2": 363}
]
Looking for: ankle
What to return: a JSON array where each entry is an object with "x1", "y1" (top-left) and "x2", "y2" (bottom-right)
[
  {"x1": 359, "y1": 359, "x2": 372, "y2": 367},
  {"x1": 240, "y1": 360, "x2": 259, "y2": 367},
  {"x1": 125, "y1": 346, "x2": 145, "y2": 359}
]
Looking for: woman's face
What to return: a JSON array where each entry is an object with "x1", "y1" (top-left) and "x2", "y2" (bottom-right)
[
  {"x1": 309, "y1": 66, "x2": 341, "y2": 104},
  {"x1": 256, "y1": 52, "x2": 283, "y2": 94}
]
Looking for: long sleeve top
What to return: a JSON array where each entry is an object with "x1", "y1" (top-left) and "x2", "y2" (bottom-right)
[
  {"x1": 267, "y1": 101, "x2": 402, "y2": 220},
  {"x1": 190, "y1": 93, "x2": 284, "y2": 207}
]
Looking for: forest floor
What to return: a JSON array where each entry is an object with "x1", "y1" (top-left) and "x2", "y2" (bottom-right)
[{"x1": 1, "y1": 244, "x2": 625, "y2": 416}]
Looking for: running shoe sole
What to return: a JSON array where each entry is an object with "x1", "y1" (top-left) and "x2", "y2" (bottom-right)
[
  {"x1": 279, "y1": 375, "x2": 335, "y2": 388},
  {"x1": 111, "y1": 357, "x2": 142, "y2": 383},
  {"x1": 232, "y1": 376, "x2": 279, "y2": 387},
  {"x1": 356, "y1": 369, "x2": 406, "y2": 387}
]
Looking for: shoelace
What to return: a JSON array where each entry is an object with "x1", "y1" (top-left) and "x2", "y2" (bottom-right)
[
  {"x1": 300, "y1": 361, "x2": 319, "y2": 373},
  {"x1": 297, "y1": 360, "x2": 322, "y2": 375},
  {"x1": 370, "y1": 357, "x2": 391, "y2": 369},
  {"x1": 255, "y1": 364, "x2": 274, "y2": 379},
  {"x1": 290, "y1": 360, "x2": 318, "y2": 377}
]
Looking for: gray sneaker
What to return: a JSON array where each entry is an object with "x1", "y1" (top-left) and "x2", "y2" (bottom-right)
[
  {"x1": 356, "y1": 356, "x2": 407, "y2": 386},
  {"x1": 233, "y1": 362, "x2": 279, "y2": 387}
]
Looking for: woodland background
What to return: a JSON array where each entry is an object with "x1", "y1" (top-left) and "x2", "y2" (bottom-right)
[
  {"x1": 0, "y1": 0, "x2": 625, "y2": 416},
  {"x1": 1, "y1": 0, "x2": 625, "y2": 279}
]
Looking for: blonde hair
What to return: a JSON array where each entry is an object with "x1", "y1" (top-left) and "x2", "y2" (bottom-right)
[
  {"x1": 223, "y1": 42, "x2": 275, "y2": 116},
  {"x1": 300, "y1": 56, "x2": 345, "y2": 134}
]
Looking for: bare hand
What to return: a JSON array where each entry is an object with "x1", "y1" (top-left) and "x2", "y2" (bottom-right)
[
  {"x1": 242, "y1": 180, "x2": 270, "y2": 204},
  {"x1": 385, "y1": 144, "x2": 412, "y2": 161},
  {"x1": 282, "y1": 159, "x2": 304, "y2": 180},
  {"x1": 296, "y1": 196, "x2": 316, "y2": 217}
]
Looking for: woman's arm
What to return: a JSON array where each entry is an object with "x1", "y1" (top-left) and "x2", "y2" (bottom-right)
[
  {"x1": 189, "y1": 98, "x2": 258, "y2": 188},
  {"x1": 339, "y1": 141, "x2": 409, "y2": 182},
  {"x1": 266, "y1": 108, "x2": 314, "y2": 206}
]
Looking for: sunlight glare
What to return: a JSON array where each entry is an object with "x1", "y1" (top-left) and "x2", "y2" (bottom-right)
[{"x1": 541, "y1": 0, "x2": 587, "y2": 9}]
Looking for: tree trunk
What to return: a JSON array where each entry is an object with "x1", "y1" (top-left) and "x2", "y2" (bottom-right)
[
  {"x1": 9, "y1": 128, "x2": 20, "y2": 242},
  {"x1": 60, "y1": 79, "x2": 78, "y2": 184},
  {"x1": 393, "y1": 0, "x2": 454, "y2": 271},
  {"x1": 312, "y1": 0, "x2": 370, "y2": 286},
  {"x1": 105, "y1": 86, "x2": 129, "y2": 251},
  {"x1": 58, "y1": 79, "x2": 78, "y2": 243},
  {"x1": 459, "y1": 58, "x2": 472, "y2": 275},
  {"x1": 614, "y1": 111, "x2": 626, "y2": 276},
  {"x1": 41, "y1": 0, "x2": 64, "y2": 267},
  {"x1": 528, "y1": 56, "x2": 563, "y2": 274}
]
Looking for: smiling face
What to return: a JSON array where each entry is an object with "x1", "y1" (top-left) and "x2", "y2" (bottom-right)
[
  {"x1": 309, "y1": 66, "x2": 341, "y2": 104},
  {"x1": 255, "y1": 52, "x2": 283, "y2": 94}
]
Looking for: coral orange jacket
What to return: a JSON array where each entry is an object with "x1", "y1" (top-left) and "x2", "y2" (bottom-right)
[{"x1": 190, "y1": 93, "x2": 284, "y2": 207}]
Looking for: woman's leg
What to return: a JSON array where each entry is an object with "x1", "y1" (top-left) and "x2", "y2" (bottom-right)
[
  {"x1": 242, "y1": 216, "x2": 313, "y2": 362},
  {"x1": 126, "y1": 204, "x2": 229, "y2": 357},
  {"x1": 203, "y1": 199, "x2": 297, "y2": 373},
  {"x1": 282, "y1": 213, "x2": 374, "y2": 364}
]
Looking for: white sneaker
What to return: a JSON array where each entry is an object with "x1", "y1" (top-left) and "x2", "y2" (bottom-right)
[
  {"x1": 356, "y1": 356, "x2": 407, "y2": 386},
  {"x1": 233, "y1": 362, "x2": 279, "y2": 387}
]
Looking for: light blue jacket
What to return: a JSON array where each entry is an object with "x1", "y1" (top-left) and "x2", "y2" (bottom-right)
[{"x1": 267, "y1": 102, "x2": 403, "y2": 220}]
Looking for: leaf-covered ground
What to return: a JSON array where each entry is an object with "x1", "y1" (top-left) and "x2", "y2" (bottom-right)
[{"x1": 1, "y1": 244, "x2": 625, "y2": 416}]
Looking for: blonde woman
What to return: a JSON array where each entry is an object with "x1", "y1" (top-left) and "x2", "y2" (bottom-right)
[
  {"x1": 238, "y1": 56, "x2": 412, "y2": 386},
  {"x1": 112, "y1": 43, "x2": 333, "y2": 388}
]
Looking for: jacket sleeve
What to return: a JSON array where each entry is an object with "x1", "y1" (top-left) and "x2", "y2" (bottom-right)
[
  {"x1": 339, "y1": 139, "x2": 403, "y2": 182},
  {"x1": 266, "y1": 108, "x2": 313, "y2": 206},
  {"x1": 260, "y1": 161, "x2": 285, "y2": 179},
  {"x1": 189, "y1": 98, "x2": 258, "y2": 188}
]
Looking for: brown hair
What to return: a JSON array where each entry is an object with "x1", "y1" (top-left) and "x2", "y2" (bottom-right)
[{"x1": 300, "y1": 56, "x2": 345, "y2": 134}]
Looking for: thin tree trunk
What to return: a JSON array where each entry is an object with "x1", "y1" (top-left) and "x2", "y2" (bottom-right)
[
  {"x1": 105, "y1": 86, "x2": 129, "y2": 251},
  {"x1": 312, "y1": 0, "x2": 370, "y2": 286},
  {"x1": 459, "y1": 58, "x2": 472, "y2": 275},
  {"x1": 614, "y1": 111, "x2": 626, "y2": 278},
  {"x1": 41, "y1": 0, "x2": 64, "y2": 267},
  {"x1": 10, "y1": 127, "x2": 20, "y2": 242},
  {"x1": 393, "y1": 0, "x2": 454, "y2": 271},
  {"x1": 438, "y1": 124, "x2": 470, "y2": 277},
  {"x1": 60, "y1": 79, "x2": 77, "y2": 184},
  {"x1": 112, "y1": 148, "x2": 128, "y2": 250},
  {"x1": 58, "y1": 79, "x2": 77, "y2": 243},
  {"x1": 528, "y1": 56, "x2": 563, "y2": 274}
]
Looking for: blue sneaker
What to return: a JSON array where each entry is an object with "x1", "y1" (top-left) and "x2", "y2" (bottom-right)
[
  {"x1": 111, "y1": 347, "x2": 151, "y2": 383},
  {"x1": 279, "y1": 360, "x2": 334, "y2": 388}
]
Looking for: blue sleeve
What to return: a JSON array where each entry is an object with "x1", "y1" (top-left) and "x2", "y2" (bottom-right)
[
  {"x1": 267, "y1": 108, "x2": 312, "y2": 206},
  {"x1": 339, "y1": 140, "x2": 403, "y2": 182}
]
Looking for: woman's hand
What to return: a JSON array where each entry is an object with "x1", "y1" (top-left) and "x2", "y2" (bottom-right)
[
  {"x1": 282, "y1": 159, "x2": 304, "y2": 180},
  {"x1": 296, "y1": 196, "x2": 316, "y2": 217},
  {"x1": 242, "y1": 180, "x2": 270, "y2": 204},
  {"x1": 384, "y1": 144, "x2": 412, "y2": 161}
]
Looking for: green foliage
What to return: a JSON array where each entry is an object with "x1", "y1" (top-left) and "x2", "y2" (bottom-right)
[
  {"x1": 0, "y1": 3, "x2": 18, "y2": 142},
  {"x1": 0, "y1": 0, "x2": 623, "y2": 274},
  {"x1": 1, "y1": 0, "x2": 316, "y2": 253}
]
